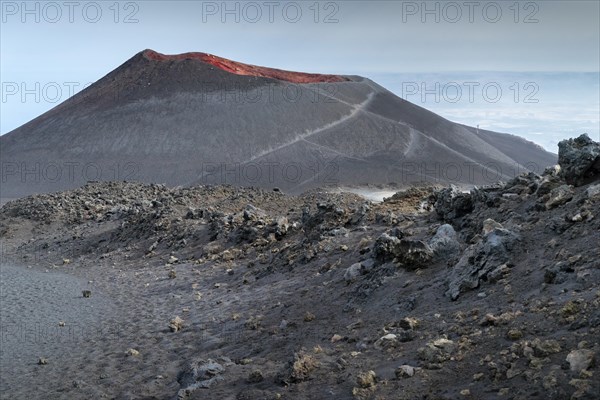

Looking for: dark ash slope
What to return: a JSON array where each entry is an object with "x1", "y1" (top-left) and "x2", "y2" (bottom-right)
[{"x1": 0, "y1": 50, "x2": 556, "y2": 199}]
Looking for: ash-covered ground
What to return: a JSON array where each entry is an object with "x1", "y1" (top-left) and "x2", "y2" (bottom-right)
[{"x1": 1, "y1": 135, "x2": 599, "y2": 400}]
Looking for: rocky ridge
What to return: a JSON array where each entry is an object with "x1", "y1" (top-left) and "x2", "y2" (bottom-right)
[{"x1": 0, "y1": 135, "x2": 598, "y2": 399}]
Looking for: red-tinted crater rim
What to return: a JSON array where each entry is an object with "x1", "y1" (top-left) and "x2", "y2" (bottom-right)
[{"x1": 143, "y1": 49, "x2": 348, "y2": 84}]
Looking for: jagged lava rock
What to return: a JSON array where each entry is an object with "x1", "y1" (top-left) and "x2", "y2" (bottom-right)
[
  {"x1": 446, "y1": 221, "x2": 519, "y2": 300},
  {"x1": 429, "y1": 224, "x2": 460, "y2": 259},
  {"x1": 558, "y1": 134, "x2": 600, "y2": 186}
]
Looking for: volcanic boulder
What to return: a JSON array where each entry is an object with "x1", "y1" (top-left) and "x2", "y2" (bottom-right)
[
  {"x1": 434, "y1": 186, "x2": 473, "y2": 221},
  {"x1": 558, "y1": 134, "x2": 600, "y2": 186},
  {"x1": 429, "y1": 224, "x2": 461, "y2": 259},
  {"x1": 373, "y1": 234, "x2": 433, "y2": 269},
  {"x1": 446, "y1": 222, "x2": 519, "y2": 300}
]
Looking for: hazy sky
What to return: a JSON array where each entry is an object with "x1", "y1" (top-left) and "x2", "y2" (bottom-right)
[{"x1": 1, "y1": 0, "x2": 599, "y2": 150}]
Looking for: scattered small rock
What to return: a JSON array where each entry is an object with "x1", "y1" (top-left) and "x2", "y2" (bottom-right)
[
  {"x1": 566, "y1": 349, "x2": 595, "y2": 373},
  {"x1": 303, "y1": 312, "x2": 315, "y2": 322},
  {"x1": 395, "y1": 365, "x2": 415, "y2": 378},
  {"x1": 283, "y1": 352, "x2": 319, "y2": 383},
  {"x1": 343, "y1": 260, "x2": 375, "y2": 283},
  {"x1": 356, "y1": 370, "x2": 377, "y2": 388},
  {"x1": 396, "y1": 239, "x2": 434, "y2": 269},
  {"x1": 532, "y1": 338, "x2": 561, "y2": 357},
  {"x1": 482, "y1": 218, "x2": 503, "y2": 234},
  {"x1": 545, "y1": 185, "x2": 574, "y2": 209},
  {"x1": 126, "y1": 348, "x2": 139, "y2": 357},
  {"x1": 169, "y1": 316, "x2": 184, "y2": 332},
  {"x1": 506, "y1": 329, "x2": 523, "y2": 340},
  {"x1": 247, "y1": 369, "x2": 264, "y2": 383},
  {"x1": 473, "y1": 372, "x2": 484, "y2": 381},
  {"x1": 586, "y1": 183, "x2": 600, "y2": 198},
  {"x1": 331, "y1": 334, "x2": 343, "y2": 343},
  {"x1": 398, "y1": 317, "x2": 420, "y2": 330},
  {"x1": 177, "y1": 359, "x2": 225, "y2": 398},
  {"x1": 375, "y1": 333, "x2": 399, "y2": 349},
  {"x1": 168, "y1": 255, "x2": 179, "y2": 264},
  {"x1": 418, "y1": 337, "x2": 456, "y2": 363},
  {"x1": 344, "y1": 262, "x2": 364, "y2": 283}
]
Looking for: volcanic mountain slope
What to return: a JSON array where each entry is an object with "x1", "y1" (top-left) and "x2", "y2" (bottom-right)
[{"x1": 0, "y1": 49, "x2": 556, "y2": 199}]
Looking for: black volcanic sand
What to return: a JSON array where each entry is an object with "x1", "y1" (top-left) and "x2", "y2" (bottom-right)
[
  {"x1": 0, "y1": 264, "x2": 114, "y2": 398},
  {"x1": 0, "y1": 180, "x2": 599, "y2": 400}
]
